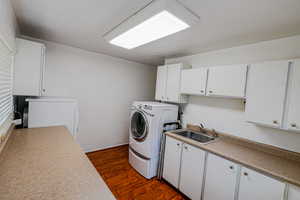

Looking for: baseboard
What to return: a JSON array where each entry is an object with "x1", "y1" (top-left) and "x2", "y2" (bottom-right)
[
  {"x1": 84, "y1": 142, "x2": 129, "y2": 153},
  {"x1": 0, "y1": 123, "x2": 15, "y2": 155}
]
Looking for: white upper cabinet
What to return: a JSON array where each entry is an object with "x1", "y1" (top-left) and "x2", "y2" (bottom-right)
[
  {"x1": 155, "y1": 65, "x2": 167, "y2": 101},
  {"x1": 245, "y1": 60, "x2": 290, "y2": 128},
  {"x1": 163, "y1": 136, "x2": 183, "y2": 188},
  {"x1": 179, "y1": 143, "x2": 206, "y2": 200},
  {"x1": 155, "y1": 63, "x2": 190, "y2": 103},
  {"x1": 180, "y1": 68, "x2": 208, "y2": 96},
  {"x1": 13, "y1": 38, "x2": 46, "y2": 96},
  {"x1": 203, "y1": 153, "x2": 239, "y2": 200},
  {"x1": 288, "y1": 185, "x2": 300, "y2": 200},
  {"x1": 286, "y1": 59, "x2": 300, "y2": 132},
  {"x1": 238, "y1": 167, "x2": 285, "y2": 200},
  {"x1": 207, "y1": 65, "x2": 248, "y2": 98},
  {"x1": 166, "y1": 64, "x2": 182, "y2": 102}
]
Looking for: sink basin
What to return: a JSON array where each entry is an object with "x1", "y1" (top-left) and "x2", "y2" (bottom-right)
[{"x1": 174, "y1": 130, "x2": 215, "y2": 144}]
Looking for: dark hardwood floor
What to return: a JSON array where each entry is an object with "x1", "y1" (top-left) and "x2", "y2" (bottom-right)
[{"x1": 86, "y1": 145, "x2": 187, "y2": 200}]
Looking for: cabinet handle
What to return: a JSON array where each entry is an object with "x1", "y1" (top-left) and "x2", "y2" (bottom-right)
[
  {"x1": 184, "y1": 146, "x2": 188, "y2": 150},
  {"x1": 200, "y1": 90, "x2": 204, "y2": 93},
  {"x1": 273, "y1": 120, "x2": 278, "y2": 125},
  {"x1": 176, "y1": 143, "x2": 180, "y2": 146},
  {"x1": 229, "y1": 166, "x2": 234, "y2": 170},
  {"x1": 209, "y1": 91, "x2": 213, "y2": 94},
  {"x1": 42, "y1": 89, "x2": 46, "y2": 92},
  {"x1": 161, "y1": 96, "x2": 164, "y2": 99},
  {"x1": 243, "y1": 172, "x2": 248, "y2": 176},
  {"x1": 291, "y1": 123, "x2": 297, "y2": 128}
]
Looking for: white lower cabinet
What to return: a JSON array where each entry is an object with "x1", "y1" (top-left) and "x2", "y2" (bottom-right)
[
  {"x1": 203, "y1": 153, "x2": 239, "y2": 200},
  {"x1": 163, "y1": 136, "x2": 289, "y2": 200},
  {"x1": 163, "y1": 136, "x2": 183, "y2": 188},
  {"x1": 179, "y1": 143, "x2": 206, "y2": 200},
  {"x1": 288, "y1": 185, "x2": 300, "y2": 200},
  {"x1": 163, "y1": 136, "x2": 206, "y2": 199},
  {"x1": 238, "y1": 167, "x2": 285, "y2": 200}
]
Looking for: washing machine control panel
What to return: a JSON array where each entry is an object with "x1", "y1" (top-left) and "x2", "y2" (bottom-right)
[
  {"x1": 143, "y1": 105, "x2": 152, "y2": 110},
  {"x1": 136, "y1": 104, "x2": 152, "y2": 110}
]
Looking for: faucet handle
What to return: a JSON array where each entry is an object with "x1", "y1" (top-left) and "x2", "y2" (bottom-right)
[{"x1": 199, "y1": 123, "x2": 204, "y2": 128}]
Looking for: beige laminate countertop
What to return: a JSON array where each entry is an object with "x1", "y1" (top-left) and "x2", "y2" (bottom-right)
[
  {"x1": 0, "y1": 126, "x2": 115, "y2": 200},
  {"x1": 166, "y1": 130, "x2": 300, "y2": 187}
]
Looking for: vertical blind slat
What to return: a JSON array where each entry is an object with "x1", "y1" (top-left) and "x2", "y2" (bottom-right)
[{"x1": 0, "y1": 38, "x2": 13, "y2": 130}]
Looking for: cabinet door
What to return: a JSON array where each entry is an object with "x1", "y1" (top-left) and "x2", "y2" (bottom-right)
[
  {"x1": 286, "y1": 60, "x2": 300, "y2": 132},
  {"x1": 245, "y1": 60, "x2": 289, "y2": 128},
  {"x1": 166, "y1": 64, "x2": 181, "y2": 102},
  {"x1": 180, "y1": 68, "x2": 207, "y2": 95},
  {"x1": 207, "y1": 65, "x2": 247, "y2": 98},
  {"x1": 203, "y1": 153, "x2": 239, "y2": 200},
  {"x1": 179, "y1": 143, "x2": 206, "y2": 200},
  {"x1": 238, "y1": 167, "x2": 285, "y2": 200},
  {"x1": 155, "y1": 65, "x2": 167, "y2": 101},
  {"x1": 288, "y1": 184, "x2": 300, "y2": 200},
  {"x1": 13, "y1": 38, "x2": 45, "y2": 96},
  {"x1": 163, "y1": 136, "x2": 182, "y2": 188}
]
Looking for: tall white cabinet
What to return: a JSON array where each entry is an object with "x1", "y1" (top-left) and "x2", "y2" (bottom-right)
[
  {"x1": 238, "y1": 167, "x2": 285, "y2": 200},
  {"x1": 245, "y1": 60, "x2": 290, "y2": 128},
  {"x1": 155, "y1": 66, "x2": 167, "y2": 101},
  {"x1": 155, "y1": 63, "x2": 190, "y2": 103},
  {"x1": 286, "y1": 60, "x2": 300, "y2": 132},
  {"x1": 203, "y1": 153, "x2": 239, "y2": 200},
  {"x1": 13, "y1": 38, "x2": 46, "y2": 96}
]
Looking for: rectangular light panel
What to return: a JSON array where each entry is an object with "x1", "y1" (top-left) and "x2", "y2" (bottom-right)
[{"x1": 109, "y1": 10, "x2": 190, "y2": 49}]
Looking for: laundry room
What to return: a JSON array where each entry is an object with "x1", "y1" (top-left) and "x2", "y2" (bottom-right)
[{"x1": 1, "y1": 0, "x2": 300, "y2": 200}]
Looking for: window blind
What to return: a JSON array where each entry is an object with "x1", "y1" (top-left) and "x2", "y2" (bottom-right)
[{"x1": 0, "y1": 38, "x2": 13, "y2": 134}]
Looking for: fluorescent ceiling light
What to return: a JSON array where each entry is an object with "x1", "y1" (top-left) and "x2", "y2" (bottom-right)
[{"x1": 109, "y1": 10, "x2": 190, "y2": 49}]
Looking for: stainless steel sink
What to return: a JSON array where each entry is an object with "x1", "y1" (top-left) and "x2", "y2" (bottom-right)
[{"x1": 174, "y1": 130, "x2": 215, "y2": 144}]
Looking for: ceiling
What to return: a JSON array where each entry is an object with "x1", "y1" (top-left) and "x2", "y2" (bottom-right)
[{"x1": 12, "y1": 0, "x2": 300, "y2": 65}]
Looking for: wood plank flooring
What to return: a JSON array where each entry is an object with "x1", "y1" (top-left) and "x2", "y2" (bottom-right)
[{"x1": 87, "y1": 145, "x2": 187, "y2": 200}]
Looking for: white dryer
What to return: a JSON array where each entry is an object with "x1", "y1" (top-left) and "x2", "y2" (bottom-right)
[{"x1": 129, "y1": 101, "x2": 178, "y2": 179}]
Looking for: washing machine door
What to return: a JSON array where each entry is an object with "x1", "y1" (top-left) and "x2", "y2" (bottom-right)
[{"x1": 130, "y1": 111, "x2": 148, "y2": 142}]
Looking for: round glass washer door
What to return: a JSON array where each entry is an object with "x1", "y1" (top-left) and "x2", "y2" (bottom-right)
[{"x1": 130, "y1": 111, "x2": 148, "y2": 141}]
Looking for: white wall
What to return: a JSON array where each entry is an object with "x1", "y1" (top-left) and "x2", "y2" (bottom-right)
[
  {"x1": 0, "y1": 0, "x2": 18, "y2": 50},
  {"x1": 166, "y1": 35, "x2": 300, "y2": 153},
  {"x1": 43, "y1": 41, "x2": 156, "y2": 152}
]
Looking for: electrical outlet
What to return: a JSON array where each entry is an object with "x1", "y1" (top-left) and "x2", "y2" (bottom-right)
[{"x1": 13, "y1": 119, "x2": 22, "y2": 125}]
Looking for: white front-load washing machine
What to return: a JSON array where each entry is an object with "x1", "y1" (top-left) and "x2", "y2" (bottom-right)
[{"x1": 129, "y1": 101, "x2": 178, "y2": 179}]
